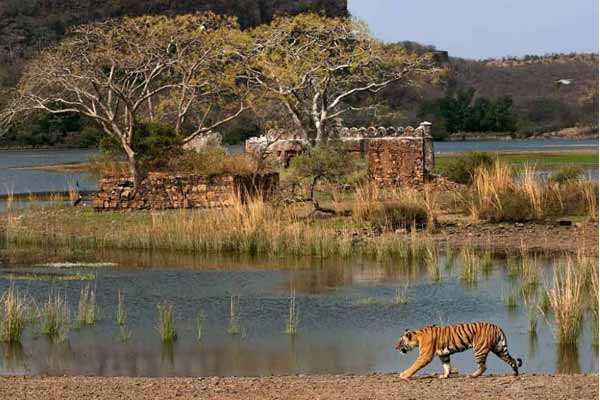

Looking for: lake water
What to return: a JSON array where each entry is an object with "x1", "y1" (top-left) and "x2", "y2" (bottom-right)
[
  {"x1": 0, "y1": 245, "x2": 596, "y2": 377},
  {"x1": 0, "y1": 138, "x2": 597, "y2": 197}
]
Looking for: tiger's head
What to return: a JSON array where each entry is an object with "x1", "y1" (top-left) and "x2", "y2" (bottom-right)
[{"x1": 396, "y1": 329, "x2": 419, "y2": 354}]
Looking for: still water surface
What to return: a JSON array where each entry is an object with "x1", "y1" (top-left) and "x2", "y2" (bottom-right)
[
  {"x1": 1, "y1": 139, "x2": 597, "y2": 196},
  {"x1": 0, "y1": 247, "x2": 596, "y2": 377}
]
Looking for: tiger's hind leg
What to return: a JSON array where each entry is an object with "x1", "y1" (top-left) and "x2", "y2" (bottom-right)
[
  {"x1": 493, "y1": 346, "x2": 522, "y2": 376},
  {"x1": 470, "y1": 347, "x2": 490, "y2": 378}
]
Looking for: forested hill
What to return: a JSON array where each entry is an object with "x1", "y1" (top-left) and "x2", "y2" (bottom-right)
[
  {"x1": 451, "y1": 54, "x2": 598, "y2": 107},
  {"x1": 0, "y1": 0, "x2": 348, "y2": 88}
]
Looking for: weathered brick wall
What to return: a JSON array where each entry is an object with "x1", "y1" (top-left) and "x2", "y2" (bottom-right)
[
  {"x1": 92, "y1": 172, "x2": 279, "y2": 211},
  {"x1": 367, "y1": 137, "x2": 426, "y2": 186},
  {"x1": 246, "y1": 122, "x2": 434, "y2": 187}
]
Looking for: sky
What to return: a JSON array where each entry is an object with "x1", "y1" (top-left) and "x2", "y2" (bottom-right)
[{"x1": 348, "y1": 0, "x2": 599, "y2": 59}]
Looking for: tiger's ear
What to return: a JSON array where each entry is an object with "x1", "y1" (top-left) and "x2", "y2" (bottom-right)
[{"x1": 405, "y1": 331, "x2": 412, "y2": 339}]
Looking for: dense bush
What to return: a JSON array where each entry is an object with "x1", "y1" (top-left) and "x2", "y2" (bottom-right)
[
  {"x1": 549, "y1": 166, "x2": 585, "y2": 184},
  {"x1": 444, "y1": 152, "x2": 495, "y2": 184},
  {"x1": 166, "y1": 147, "x2": 257, "y2": 177},
  {"x1": 366, "y1": 200, "x2": 428, "y2": 231}
]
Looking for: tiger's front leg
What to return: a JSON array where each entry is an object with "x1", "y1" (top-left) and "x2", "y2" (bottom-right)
[{"x1": 400, "y1": 352, "x2": 434, "y2": 379}]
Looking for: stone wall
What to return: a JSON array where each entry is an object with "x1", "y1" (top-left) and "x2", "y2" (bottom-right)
[
  {"x1": 92, "y1": 172, "x2": 279, "y2": 211},
  {"x1": 245, "y1": 122, "x2": 434, "y2": 186}
]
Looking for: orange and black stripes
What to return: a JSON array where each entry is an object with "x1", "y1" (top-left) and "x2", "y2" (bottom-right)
[{"x1": 398, "y1": 321, "x2": 522, "y2": 379}]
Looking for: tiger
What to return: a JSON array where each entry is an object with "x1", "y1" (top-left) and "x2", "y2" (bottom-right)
[{"x1": 395, "y1": 322, "x2": 522, "y2": 379}]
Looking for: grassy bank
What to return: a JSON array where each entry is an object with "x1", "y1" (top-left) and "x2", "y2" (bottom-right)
[{"x1": 435, "y1": 150, "x2": 599, "y2": 175}]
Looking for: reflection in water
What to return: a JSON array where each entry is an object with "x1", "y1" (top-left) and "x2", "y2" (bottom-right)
[
  {"x1": 556, "y1": 344, "x2": 580, "y2": 374},
  {"x1": 528, "y1": 334, "x2": 537, "y2": 360},
  {"x1": 0, "y1": 343, "x2": 26, "y2": 373},
  {"x1": 161, "y1": 343, "x2": 175, "y2": 367}
]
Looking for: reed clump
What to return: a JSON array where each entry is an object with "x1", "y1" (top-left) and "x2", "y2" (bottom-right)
[
  {"x1": 156, "y1": 301, "x2": 177, "y2": 343},
  {"x1": 0, "y1": 286, "x2": 32, "y2": 343},
  {"x1": 285, "y1": 290, "x2": 299, "y2": 336},
  {"x1": 467, "y1": 161, "x2": 598, "y2": 222},
  {"x1": 117, "y1": 290, "x2": 131, "y2": 343},
  {"x1": 460, "y1": 248, "x2": 478, "y2": 286},
  {"x1": 545, "y1": 257, "x2": 586, "y2": 344},
  {"x1": 43, "y1": 291, "x2": 71, "y2": 343},
  {"x1": 77, "y1": 283, "x2": 96, "y2": 326},
  {"x1": 352, "y1": 183, "x2": 429, "y2": 231},
  {"x1": 227, "y1": 296, "x2": 241, "y2": 336}
]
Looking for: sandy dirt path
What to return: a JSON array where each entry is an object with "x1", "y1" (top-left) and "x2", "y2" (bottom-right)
[{"x1": 0, "y1": 374, "x2": 597, "y2": 400}]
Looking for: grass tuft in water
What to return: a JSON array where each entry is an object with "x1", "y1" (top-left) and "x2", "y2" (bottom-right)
[
  {"x1": 545, "y1": 257, "x2": 585, "y2": 344},
  {"x1": 77, "y1": 283, "x2": 96, "y2": 326},
  {"x1": 425, "y1": 247, "x2": 441, "y2": 283},
  {"x1": 156, "y1": 301, "x2": 177, "y2": 343},
  {"x1": 227, "y1": 296, "x2": 241, "y2": 336},
  {"x1": 503, "y1": 285, "x2": 519, "y2": 311},
  {"x1": 42, "y1": 291, "x2": 71, "y2": 343},
  {"x1": 196, "y1": 311, "x2": 205, "y2": 342},
  {"x1": 460, "y1": 248, "x2": 478, "y2": 286},
  {"x1": 481, "y1": 250, "x2": 492, "y2": 277},
  {"x1": 0, "y1": 285, "x2": 31, "y2": 343},
  {"x1": 285, "y1": 290, "x2": 299, "y2": 336},
  {"x1": 394, "y1": 284, "x2": 409, "y2": 305}
]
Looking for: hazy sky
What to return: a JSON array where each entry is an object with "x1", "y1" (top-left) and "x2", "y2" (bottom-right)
[{"x1": 348, "y1": 0, "x2": 599, "y2": 59}]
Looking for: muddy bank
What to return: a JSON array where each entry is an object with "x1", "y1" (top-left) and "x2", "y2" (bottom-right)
[
  {"x1": 430, "y1": 219, "x2": 599, "y2": 254},
  {"x1": 0, "y1": 374, "x2": 596, "y2": 400}
]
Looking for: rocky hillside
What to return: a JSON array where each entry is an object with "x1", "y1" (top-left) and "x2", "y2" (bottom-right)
[{"x1": 0, "y1": 0, "x2": 348, "y2": 88}]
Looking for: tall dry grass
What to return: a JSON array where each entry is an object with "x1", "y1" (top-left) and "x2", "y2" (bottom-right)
[
  {"x1": 469, "y1": 161, "x2": 598, "y2": 222},
  {"x1": 43, "y1": 291, "x2": 71, "y2": 343},
  {"x1": 77, "y1": 283, "x2": 96, "y2": 326},
  {"x1": 0, "y1": 286, "x2": 31, "y2": 343},
  {"x1": 156, "y1": 301, "x2": 177, "y2": 343},
  {"x1": 544, "y1": 256, "x2": 586, "y2": 344}
]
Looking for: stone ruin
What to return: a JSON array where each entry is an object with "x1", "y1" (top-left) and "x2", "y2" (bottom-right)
[
  {"x1": 245, "y1": 122, "x2": 434, "y2": 186},
  {"x1": 92, "y1": 172, "x2": 279, "y2": 211}
]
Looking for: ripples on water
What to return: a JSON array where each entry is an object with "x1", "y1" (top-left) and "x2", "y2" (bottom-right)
[{"x1": 0, "y1": 246, "x2": 596, "y2": 377}]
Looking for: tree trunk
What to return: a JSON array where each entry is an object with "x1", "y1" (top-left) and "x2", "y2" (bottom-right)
[{"x1": 127, "y1": 155, "x2": 141, "y2": 193}]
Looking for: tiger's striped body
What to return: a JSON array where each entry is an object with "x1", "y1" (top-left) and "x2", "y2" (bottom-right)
[{"x1": 396, "y1": 322, "x2": 522, "y2": 379}]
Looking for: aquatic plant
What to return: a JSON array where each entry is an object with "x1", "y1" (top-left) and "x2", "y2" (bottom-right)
[
  {"x1": 545, "y1": 257, "x2": 585, "y2": 344},
  {"x1": 354, "y1": 297, "x2": 384, "y2": 306},
  {"x1": 77, "y1": 283, "x2": 96, "y2": 326},
  {"x1": 117, "y1": 290, "x2": 126, "y2": 327},
  {"x1": 196, "y1": 311, "x2": 205, "y2": 342},
  {"x1": 156, "y1": 301, "x2": 177, "y2": 343},
  {"x1": 118, "y1": 325, "x2": 132, "y2": 343},
  {"x1": 285, "y1": 290, "x2": 299, "y2": 336},
  {"x1": 528, "y1": 307, "x2": 538, "y2": 338},
  {"x1": 503, "y1": 285, "x2": 519, "y2": 311},
  {"x1": 460, "y1": 248, "x2": 478, "y2": 286},
  {"x1": 394, "y1": 284, "x2": 409, "y2": 305},
  {"x1": 425, "y1": 247, "x2": 441, "y2": 283},
  {"x1": 443, "y1": 242, "x2": 455, "y2": 271},
  {"x1": 116, "y1": 290, "x2": 131, "y2": 342},
  {"x1": 0, "y1": 286, "x2": 31, "y2": 343},
  {"x1": 481, "y1": 250, "x2": 492, "y2": 277},
  {"x1": 42, "y1": 291, "x2": 71, "y2": 343},
  {"x1": 227, "y1": 296, "x2": 241, "y2": 336}
]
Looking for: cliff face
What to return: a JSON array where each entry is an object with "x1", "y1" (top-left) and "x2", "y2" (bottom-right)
[{"x1": 0, "y1": 0, "x2": 348, "y2": 88}]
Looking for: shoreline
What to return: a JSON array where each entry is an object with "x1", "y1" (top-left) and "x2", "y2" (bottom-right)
[{"x1": 0, "y1": 374, "x2": 596, "y2": 400}]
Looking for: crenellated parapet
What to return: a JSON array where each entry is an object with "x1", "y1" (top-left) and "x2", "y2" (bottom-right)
[{"x1": 334, "y1": 123, "x2": 432, "y2": 139}]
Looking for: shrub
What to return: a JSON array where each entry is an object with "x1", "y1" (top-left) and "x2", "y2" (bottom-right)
[
  {"x1": 166, "y1": 147, "x2": 257, "y2": 177},
  {"x1": 352, "y1": 185, "x2": 429, "y2": 230},
  {"x1": 445, "y1": 152, "x2": 495, "y2": 184},
  {"x1": 549, "y1": 166, "x2": 585, "y2": 184},
  {"x1": 368, "y1": 200, "x2": 428, "y2": 230}
]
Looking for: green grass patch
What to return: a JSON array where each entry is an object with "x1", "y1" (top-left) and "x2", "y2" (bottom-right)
[{"x1": 435, "y1": 151, "x2": 598, "y2": 175}]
